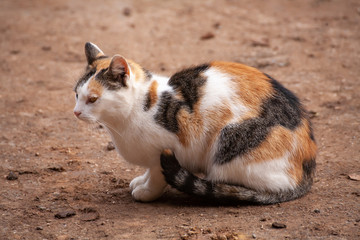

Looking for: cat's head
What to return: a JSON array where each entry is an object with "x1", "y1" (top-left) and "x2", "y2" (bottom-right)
[{"x1": 73, "y1": 42, "x2": 137, "y2": 124}]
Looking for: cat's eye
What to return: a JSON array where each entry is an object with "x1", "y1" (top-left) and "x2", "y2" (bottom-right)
[{"x1": 87, "y1": 96, "x2": 98, "y2": 104}]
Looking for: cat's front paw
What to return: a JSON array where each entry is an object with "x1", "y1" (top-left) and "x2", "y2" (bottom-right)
[
  {"x1": 131, "y1": 184, "x2": 164, "y2": 202},
  {"x1": 129, "y1": 173, "x2": 148, "y2": 191}
]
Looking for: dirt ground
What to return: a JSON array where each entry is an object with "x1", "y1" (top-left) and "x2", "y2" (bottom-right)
[{"x1": 0, "y1": 0, "x2": 359, "y2": 239}]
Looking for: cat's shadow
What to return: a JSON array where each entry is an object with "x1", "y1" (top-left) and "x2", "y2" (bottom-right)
[{"x1": 153, "y1": 188, "x2": 258, "y2": 208}]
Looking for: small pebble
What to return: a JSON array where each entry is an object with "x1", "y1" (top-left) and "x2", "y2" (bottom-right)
[
  {"x1": 55, "y1": 210, "x2": 76, "y2": 219},
  {"x1": 272, "y1": 222, "x2": 287, "y2": 229},
  {"x1": 48, "y1": 166, "x2": 65, "y2": 172},
  {"x1": 10, "y1": 50, "x2": 21, "y2": 55},
  {"x1": 314, "y1": 209, "x2": 321, "y2": 213},
  {"x1": 200, "y1": 32, "x2": 215, "y2": 40},
  {"x1": 252, "y1": 233, "x2": 257, "y2": 239},
  {"x1": 107, "y1": 141, "x2": 115, "y2": 151},
  {"x1": 41, "y1": 46, "x2": 51, "y2": 51},
  {"x1": 6, "y1": 171, "x2": 18, "y2": 180},
  {"x1": 123, "y1": 7, "x2": 132, "y2": 16},
  {"x1": 348, "y1": 173, "x2": 360, "y2": 181},
  {"x1": 35, "y1": 226, "x2": 43, "y2": 230},
  {"x1": 35, "y1": 152, "x2": 40, "y2": 157}
]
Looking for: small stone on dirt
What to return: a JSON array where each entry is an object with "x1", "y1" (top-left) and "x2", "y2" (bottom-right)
[
  {"x1": 308, "y1": 110, "x2": 318, "y2": 119},
  {"x1": 10, "y1": 50, "x2": 20, "y2": 55},
  {"x1": 272, "y1": 222, "x2": 287, "y2": 229},
  {"x1": 6, "y1": 171, "x2": 18, "y2": 180},
  {"x1": 106, "y1": 141, "x2": 115, "y2": 151},
  {"x1": 35, "y1": 226, "x2": 43, "y2": 230},
  {"x1": 55, "y1": 210, "x2": 76, "y2": 219},
  {"x1": 251, "y1": 38, "x2": 270, "y2": 47},
  {"x1": 352, "y1": 192, "x2": 360, "y2": 197},
  {"x1": 48, "y1": 166, "x2": 65, "y2": 172},
  {"x1": 123, "y1": 7, "x2": 132, "y2": 16},
  {"x1": 200, "y1": 32, "x2": 215, "y2": 40},
  {"x1": 35, "y1": 152, "x2": 40, "y2": 157},
  {"x1": 348, "y1": 173, "x2": 360, "y2": 181},
  {"x1": 41, "y1": 46, "x2": 51, "y2": 51},
  {"x1": 314, "y1": 209, "x2": 321, "y2": 213}
]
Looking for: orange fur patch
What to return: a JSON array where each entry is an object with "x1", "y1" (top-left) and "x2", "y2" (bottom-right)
[
  {"x1": 162, "y1": 149, "x2": 173, "y2": 157},
  {"x1": 93, "y1": 58, "x2": 111, "y2": 71},
  {"x1": 243, "y1": 118, "x2": 316, "y2": 184},
  {"x1": 147, "y1": 81, "x2": 159, "y2": 109},
  {"x1": 203, "y1": 105, "x2": 233, "y2": 153},
  {"x1": 211, "y1": 61, "x2": 274, "y2": 116},
  {"x1": 246, "y1": 126, "x2": 294, "y2": 165},
  {"x1": 176, "y1": 103, "x2": 204, "y2": 146},
  {"x1": 288, "y1": 119, "x2": 317, "y2": 183},
  {"x1": 88, "y1": 79, "x2": 103, "y2": 96},
  {"x1": 128, "y1": 60, "x2": 146, "y2": 82}
]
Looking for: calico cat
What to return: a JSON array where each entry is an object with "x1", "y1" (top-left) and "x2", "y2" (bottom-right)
[{"x1": 73, "y1": 42, "x2": 316, "y2": 204}]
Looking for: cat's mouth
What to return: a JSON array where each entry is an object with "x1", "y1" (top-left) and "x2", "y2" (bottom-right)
[{"x1": 74, "y1": 114, "x2": 96, "y2": 123}]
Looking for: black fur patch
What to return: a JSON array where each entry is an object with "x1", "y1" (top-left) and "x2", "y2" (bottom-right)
[
  {"x1": 168, "y1": 64, "x2": 209, "y2": 111},
  {"x1": 160, "y1": 152, "x2": 214, "y2": 197},
  {"x1": 215, "y1": 119, "x2": 270, "y2": 164},
  {"x1": 154, "y1": 92, "x2": 184, "y2": 132},
  {"x1": 215, "y1": 75, "x2": 303, "y2": 165},
  {"x1": 143, "y1": 92, "x2": 152, "y2": 111},
  {"x1": 302, "y1": 158, "x2": 316, "y2": 178},
  {"x1": 305, "y1": 114, "x2": 316, "y2": 142},
  {"x1": 74, "y1": 67, "x2": 97, "y2": 91},
  {"x1": 154, "y1": 64, "x2": 209, "y2": 132},
  {"x1": 266, "y1": 75, "x2": 302, "y2": 129},
  {"x1": 144, "y1": 68, "x2": 152, "y2": 81}
]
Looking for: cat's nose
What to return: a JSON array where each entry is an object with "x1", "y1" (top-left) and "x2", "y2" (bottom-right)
[{"x1": 74, "y1": 111, "x2": 82, "y2": 117}]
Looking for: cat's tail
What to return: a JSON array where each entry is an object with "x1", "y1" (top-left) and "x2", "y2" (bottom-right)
[{"x1": 160, "y1": 151, "x2": 315, "y2": 205}]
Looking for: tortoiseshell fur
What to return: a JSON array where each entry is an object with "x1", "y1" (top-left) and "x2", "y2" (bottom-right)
[{"x1": 74, "y1": 43, "x2": 317, "y2": 204}]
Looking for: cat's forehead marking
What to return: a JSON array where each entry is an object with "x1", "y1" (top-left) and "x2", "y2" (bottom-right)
[{"x1": 88, "y1": 78, "x2": 103, "y2": 96}]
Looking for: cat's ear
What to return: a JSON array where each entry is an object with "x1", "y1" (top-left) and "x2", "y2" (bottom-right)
[
  {"x1": 109, "y1": 55, "x2": 130, "y2": 87},
  {"x1": 85, "y1": 42, "x2": 105, "y2": 65}
]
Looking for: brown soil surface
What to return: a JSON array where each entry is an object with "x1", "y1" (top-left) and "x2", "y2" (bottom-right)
[{"x1": 1, "y1": 0, "x2": 359, "y2": 239}]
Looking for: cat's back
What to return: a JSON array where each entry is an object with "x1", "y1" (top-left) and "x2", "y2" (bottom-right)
[
  {"x1": 162, "y1": 61, "x2": 316, "y2": 200},
  {"x1": 161, "y1": 62, "x2": 316, "y2": 179},
  {"x1": 166, "y1": 61, "x2": 273, "y2": 114}
]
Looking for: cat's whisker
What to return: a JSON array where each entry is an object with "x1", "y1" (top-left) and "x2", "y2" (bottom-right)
[{"x1": 95, "y1": 120, "x2": 123, "y2": 139}]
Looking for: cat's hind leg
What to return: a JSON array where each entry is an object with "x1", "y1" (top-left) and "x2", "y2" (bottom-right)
[{"x1": 131, "y1": 166, "x2": 167, "y2": 202}]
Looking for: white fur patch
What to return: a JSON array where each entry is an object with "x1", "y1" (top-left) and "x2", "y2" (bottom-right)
[
  {"x1": 201, "y1": 68, "x2": 234, "y2": 110},
  {"x1": 207, "y1": 151, "x2": 296, "y2": 192},
  {"x1": 201, "y1": 68, "x2": 249, "y2": 118}
]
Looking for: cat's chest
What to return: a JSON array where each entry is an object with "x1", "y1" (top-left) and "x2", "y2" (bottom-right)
[{"x1": 105, "y1": 121, "x2": 176, "y2": 165}]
